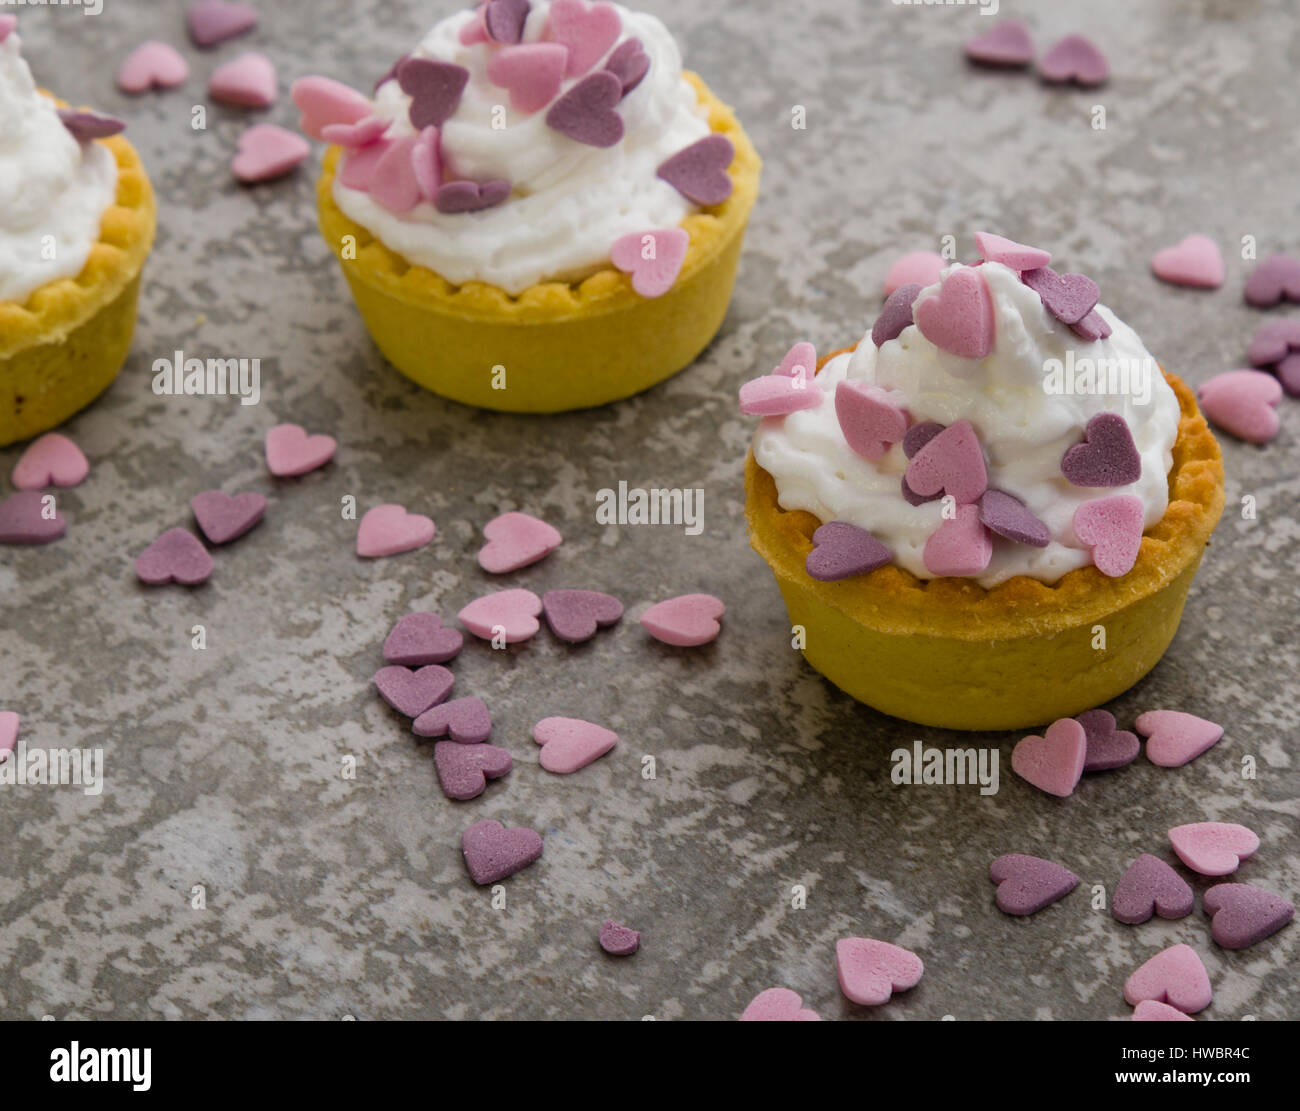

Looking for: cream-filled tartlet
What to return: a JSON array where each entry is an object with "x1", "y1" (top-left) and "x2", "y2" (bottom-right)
[
  {"x1": 742, "y1": 234, "x2": 1224, "y2": 731},
  {"x1": 295, "y1": 0, "x2": 760, "y2": 412},
  {"x1": 0, "y1": 19, "x2": 155, "y2": 446}
]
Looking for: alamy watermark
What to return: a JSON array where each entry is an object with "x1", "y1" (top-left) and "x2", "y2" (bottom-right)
[
  {"x1": 1042, "y1": 351, "x2": 1155, "y2": 406},
  {"x1": 892, "y1": 0, "x2": 1000, "y2": 16},
  {"x1": 1, "y1": 0, "x2": 103, "y2": 15},
  {"x1": 152, "y1": 349, "x2": 261, "y2": 406},
  {"x1": 891, "y1": 740, "x2": 999, "y2": 795},
  {"x1": 0, "y1": 742, "x2": 103, "y2": 795},
  {"x1": 595, "y1": 481, "x2": 703, "y2": 536}
]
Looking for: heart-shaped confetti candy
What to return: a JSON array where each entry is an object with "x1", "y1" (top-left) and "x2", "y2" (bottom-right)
[
  {"x1": 291, "y1": 76, "x2": 371, "y2": 140},
  {"x1": 1039, "y1": 33, "x2": 1109, "y2": 86},
  {"x1": 1012, "y1": 717, "x2": 1087, "y2": 797},
  {"x1": 1061, "y1": 412, "x2": 1141, "y2": 487},
  {"x1": 485, "y1": 0, "x2": 530, "y2": 44},
  {"x1": 1073, "y1": 495, "x2": 1144, "y2": 578},
  {"x1": 640, "y1": 593, "x2": 724, "y2": 647},
  {"x1": 1198, "y1": 369, "x2": 1281, "y2": 443},
  {"x1": 978, "y1": 488, "x2": 1050, "y2": 548},
  {"x1": 461, "y1": 820, "x2": 543, "y2": 885},
  {"x1": 1168, "y1": 822, "x2": 1258, "y2": 876},
  {"x1": 604, "y1": 37, "x2": 649, "y2": 95},
  {"x1": 478, "y1": 511, "x2": 562, "y2": 574},
  {"x1": 373, "y1": 664, "x2": 453, "y2": 718},
  {"x1": 188, "y1": 0, "x2": 257, "y2": 47},
  {"x1": 434, "y1": 179, "x2": 510, "y2": 214},
  {"x1": 546, "y1": 70, "x2": 624, "y2": 146},
  {"x1": 772, "y1": 341, "x2": 817, "y2": 379},
  {"x1": 1075, "y1": 707, "x2": 1139, "y2": 770},
  {"x1": 542, "y1": 589, "x2": 623, "y2": 642},
  {"x1": 1071, "y1": 309, "x2": 1112, "y2": 342},
  {"x1": 459, "y1": 8, "x2": 490, "y2": 45},
  {"x1": 835, "y1": 938, "x2": 924, "y2": 1006},
  {"x1": 806, "y1": 522, "x2": 891, "y2": 582},
  {"x1": 740, "y1": 988, "x2": 820, "y2": 1022},
  {"x1": 1202, "y1": 884, "x2": 1294, "y2": 950},
  {"x1": 232, "y1": 124, "x2": 310, "y2": 184},
  {"x1": 599, "y1": 919, "x2": 641, "y2": 956},
  {"x1": 435, "y1": 741, "x2": 512, "y2": 801},
  {"x1": 905, "y1": 418, "x2": 988, "y2": 505},
  {"x1": 903, "y1": 421, "x2": 944, "y2": 459},
  {"x1": 1022, "y1": 265, "x2": 1099, "y2": 325},
  {"x1": 1123, "y1": 944, "x2": 1211, "y2": 1014},
  {"x1": 872, "y1": 283, "x2": 920, "y2": 347},
  {"x1": 656, "y1": 134, "x2": 734, "y2": 206},
  {"x1": 738, "y1": 373, "x2": 823, "y2": 416},
  {"x1": 368, "y1": 135, "x2": 422, "y2": 213},
  {"x1": 414, "y1": 697, "x2": 492, "y2": 744},
  {"x1": 989, "y1": 854, "x2": 1080, "y2": 916},
  {"x1": 57, "y1": 110, "x2": 126, "y2": 142},
  {"x1": 210, "y1": 52, "x2": 277, "y2": 108},
  {"x1": 383, "y1": 613, "x2": 463, "y2": 666},
  {"x1": 0, "y1": 491, "x2": 66, "y2": 545},
  {"x1": 12, "y1": 433, "x2": 88, "y2": 491},
  {"x1": 975, "y1": 232, "x2": 1051, "y2": 271},
  {"x1": 411, "y1": 126, "x2": 442, "y2": 199},
  {"x1": 1135, "y1": 710, "x2": 1223, "y2": 767},
  {"x1": 1244, "y1": 253, "x2": 1300, "y2": 308},
  {"x1": 357, "y1": 504, "x2": 435, "y2": 558},
  {"x1": 1112, "y1": 854, "x2": 1194, "y2": 924},
  {"x1": 835, "y1": 381, "x2": 908, "y2": 460},
  {"x1": 914, "y1": 267, "x2": 995, "y2": 359},
  {"x1": 534, "y1": 716, "x2": 618, "y2": 774},
  {"x1": 1151, "y1": 234, "x2": 1224, "y2": 289},
  {"x1": 265, "y1": 423, "x2": 335, "y2": 476},
  {"x1": 1248, "y1": 318, "x2": 1300, "y2": 368},
  {"x1": 610, "y1": 227, "x2": 689, "y2": 298},
  {"x1": 398, "y1": 57, "x2": 470, "y2": 130},
  {"x1": 321, "y1": 115, "x2": 391, "y2": 149},
  {"x1": 0, "y1": 15, "x2": 14, "y2": 44},
  {"x1": 190, "y1": 491, "x2": 266, "y2": 545},
  {"x1": 964, "y1": 20, "x2": 1035, "y2": 67},
  {"x1": 1274, "y1": 353, "x2": 1300, "y2": 396},
  {"x1": 459, "y1": 588, "x2": 543, "y2": 643},
  {"x1": 883, "y1": 251, "x2": 944, "y2": 296},
  {"x1": 135, "y1": 528, "x2": 212, "y2": 585},
  {"x1": 548, "y1": 0, "x2": 621, "y2": 77},
  {"x1": 923, "y1": 504, "x2": 992, "y2": 577},
  {"x1": 488, "y1": 43, "x2": 569, "y2": 113},
  {"x1": 1132, "y1": 1000, "x2": 1194, "y2": 1022},
  {"x1": 0, "y1": 711, "x2": 17, "y2": 762},
  {"x1": 117, "y1": 41, "x2": 189, "y2": 94}
]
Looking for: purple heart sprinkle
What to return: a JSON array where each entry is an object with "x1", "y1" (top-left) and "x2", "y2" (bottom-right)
[
  {"x1": 1075, "y1": 708, "x2": 1140, "y2": 771},
  {"x1": 964, "y1": 19, "x2": 1035, "y2": 67},
  {"x1": 978, "y1": 488, "x2": 1050, "y2": 547},
  {"x1": 604, "y1": 37, "x2": 649, "y2": 96},
  {"x1": 901, "y1": 473, "x2": 941, "y2": 507},
  {"x1": 398, "y1": 57, "x2": 470, "y2": 130},
  {"x1": 806, "y1": 521, "x2": 892, "y2": 582},
  {"x1": 1070, "y1": 308, "x2": 1112, "y2": 342},
  {"x1": 990, "y1": 853, "x2": 1080, "y2": 916},
  {"x1": 135, "y1": 527, "x2": 213, "y2": 585},
  {"x1": 599, "y1": 919, "x2": 641, "y2": 956},
  {"x1": 1022, "y1": 265, "x2": 1100, "y2": 325},
  {"x1": 1112, "y1": 853, "x2": 1194, "y2": 924},
  {"x1": 383, "y1": 612, "x2": 463, "y2": 666},
  {"x1": 1248, "y1": 318, "x2": 1300, "y2": 367},
  {"x1": 872, "y1": 282, "x2": 921, "y2": 347},
  {"x1": 485, "y1": 0, "x2": 530, "y2": 45},
  {"x1": 902, "y1": 420, "x2": 945, "y2": 460},
  {"x1": 433, "y1": 178, "x2": 511, "y2": 214},
  {"x1": 1061, "y1": 412, "x2": 1141, "y2": 488},
  {"x1": 657, "y1": 133, "x2": 734, "y2": 205},
  {"x1": 1038, "y1": 33, "x2": 1109, "y2": 87},
  {"x1": 373, "y1": 664, "x2": 453, "y2": 718},
  {"x1": 187, "y1": 0, "x2": 258, "y2": 48},
  {"x1": 190, "y1": 490, "x2": 266, "y2": 545},
  {"x1": 374, "y1": 53, "x2": 410, "y2": 94},
  {"x1": 461, "y1": 819, "x2": 543, "y2": 885},
  {"x1": 1244, "y1": 253, "x2": 1300, "y2": 308},
  {"x1": 545, "y1": 71, "x2": 625, "y2": 148},
  {"x1": 435, "y1": 741, "x2": 512, "y2": 801},
  {"x1": 57, "y1": 109, "x2": 126, "y2": 142},
  {"x1": 413, "y1": 697, "x2": 492, "y2": 744},
  {"x1": 542, "y1": 589, "x2": 623, "y2": 643},
  {"x1": 1275, "y1": 353, "x2": 1300, "y2": 397},
  {"x1": 1203, "y1": 884, "x2": 1295, "y2": 949},
  {"x1": 0, "y1": 491, "x2": 67, "y2": 545}
]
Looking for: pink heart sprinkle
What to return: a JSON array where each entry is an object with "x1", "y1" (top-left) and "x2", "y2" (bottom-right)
[
  {"x1": 1132, "y1": 999, "x2": 1194, "y2": 1022},
  {"x1": 0, "y1": 16, "x2": 15, "y2": 44},
  {"x1": 459, "y1": 5, "x2": 491, "y2": 46},
  {"x1": 265, "y1": 423, "x2": 336, "y2": 477},
  {"x1": 11, "y1": 433, "x2": 88, "y2": 491},
  {"x1": 135, "y1": 528, "x2": 213, "y2": 586},
  {"x1": 835, "y1": 938, "x2": 924, "y2": 1006},
  {"x1": 599, "y1": 919, "x2": 641, "y2": 956},
  {"x1": 356, "y1": 504, "x2": 435, "y2": 558},
  {"x1": 964, "y1": 19, "x2": 1034, "y2": 67},
  {"x1": 411, "y1": 127, "x2": 443, "y2": 200},
  {"x1": 1198, "y1": 369, "x2": 1282, "y2": 444},
  {"x1": 1151, "y1": 234, "x2": 1224, "y2": 289},
  {"x1": 1012, "y1": 717, "x2": 1087, "y2": 797},
  {"x1": 0, "y1": 491, "x2": 66, "y2": 545},
  {"x1": 534, "y1": 716, "x2": 619, "y2": 774},
  {"x1": 1123, "y1": 944, "x2": 1212, "y2": 1014},
  {"x1": 772, "y1": 341, "x2": 817, "y2": 380},
  {"x1": 337, "y1": 139, "x2": 392, "y2": 191},
  {"x1": 291, "y1": 76, "x2": 371, "y2": 141},
  {"x1": 834, "y1": 381, "x2": 909, "y2": 460},
  {"x1": 117, "y1": 41, "x2": 189, "y2": 94},
  {"x1": 0, "y1": 711, "x2": 19, "y2": 763},
  {"x1": 640, "y1": 593, "x2": 724, "y2": 647},
  {"x1": 904, "y1": 418, "x2": 988, "y2": 505},
  {"x1": 232, "y1": 124, "x2": 310, "y2": 184},
  {"x1": 209, "y1": 52, "x2": 277, "y2": 109},
  {"x1": 738, "y1": 373, "x2": 823, "y2": 417},
  {"x1": 923, "y1": 503, "x2": 992, "y2": 577},
  {"x1": 487, "y1": 42, "x2": 569, "y2": 114},
  {"x1": 478, "y1": 511, "x2": 563, "y2": 574},
  {"x1": 740, "y1": 988, "x2": 820, "y2": 1022},
  {"x1": 1135, "y1": 709, "x2": 1224, "y2": 768},
  {"x1": 1039, "y1": 33, "x2": 1110, "y2": 87},
  {"x1": 1073, "y1": 494, "x2": 1144, "y2": 577},
  {"x1": 975, "y1": 231, "x2": 1051, "y2": 271},
  {"x1": 367, "y1": 135, "x2": 423, "y2": 212},
  {"x1": 320, "y1": 115, "x2": 392, "y2": 150},
  {"x1": 914, "y1": 266, "x2": 995, "y2": 359},
  {"x1": 1168, "y1": 822, "x2": 1259, "y2": 876},
  {"x1": 187, "y1": 0, "x2": 257, "y2": 48},
  {"x1": 458, "y1": 588, "x2": 543, "y2": 643},
  {"x1": 883, "y1": 250, "x2": 945, "y2": 297},
  {"x1": 461, "y1": 819, "x2": 543, "y2": 885},
  {"x1": 610, "y1": 227, "x2": 689, "y2": 298},
  {"x1": 190, "y1": 490, "x2": 266, "y2": 545},
  {"x1": 547, "y1": 0, "x2": 622, "y2": 78}
]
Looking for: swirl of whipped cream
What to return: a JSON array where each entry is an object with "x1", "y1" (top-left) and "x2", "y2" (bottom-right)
[
  {"x1": 331, "y1": 1, "x2": 711, "y2": 294},
  {"x1": 0, "y1": 32, "x2": 117, "y2": 303},
  {"x1": 752, "y1": 261, "x2": 1182, "y2": 587}
]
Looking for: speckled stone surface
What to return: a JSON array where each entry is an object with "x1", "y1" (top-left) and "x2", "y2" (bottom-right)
[{"x1": 1, "y1": 0, "x2": 1296, "y2": 1021}]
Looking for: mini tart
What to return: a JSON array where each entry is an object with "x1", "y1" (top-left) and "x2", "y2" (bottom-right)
[
  {"x1": 745, "y1": 348, "x2": 1225, "y2": 731},
  {"x1": 0, "y1": 127, "x2": 155, "y2": 447},
  {"x1": 316, "y1": 72, "x2": 760, "y2": 413}
]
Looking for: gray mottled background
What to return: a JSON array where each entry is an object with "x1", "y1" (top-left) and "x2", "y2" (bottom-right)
[{"x1": 1, "y1": 0, "x2": 1296, "y2": 1021}]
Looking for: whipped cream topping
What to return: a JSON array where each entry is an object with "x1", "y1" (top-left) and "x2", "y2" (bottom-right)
[
  {"x1": 331, "y1": 1, "x2": 710, "y2": 294},
  {"x1": 752, "y1": 261, "x2": 1182, "y2": 587},
  {"x1": 0, "y1": 32, "x2": 117, "y2": 303}
]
